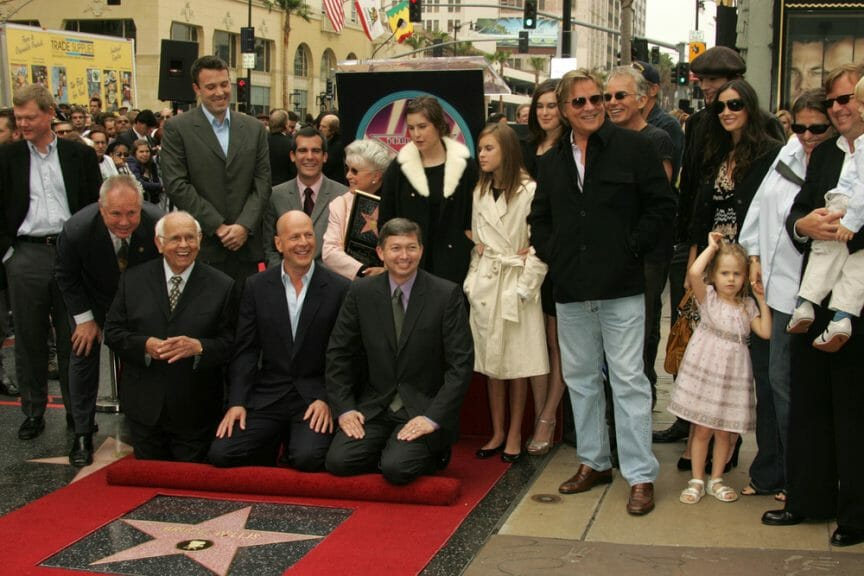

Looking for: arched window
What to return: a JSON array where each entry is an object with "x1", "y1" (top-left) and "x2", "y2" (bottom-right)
[
  {"x1": 320, "y1": 49, "x2": 337, "y2": 83},
  {"x1": 294, "y1": 44, "x2": 310, "y2": 77}
]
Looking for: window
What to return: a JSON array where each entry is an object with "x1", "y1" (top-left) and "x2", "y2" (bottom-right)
[
  {"x1": 294, "y1": 45, "x2": 309, "y2": 77},
  {"x1": 170, "y1": 22, "x2": 198, "y2": 42},
  {"x1": 64, "y1": 19, "x2": 136, "y2": 42},
  {"x1": 213, "y1": 31, "x2": 237, "y2": 67},
  {"x1": 320, "y1": 49, "x2": 337, "y2": 82},
  {"x1": 293, "y1": 89, "x2": 308, "y2": 118},
  {"x1": 249, "y1": 86, "x2": 270, "y2": 117},
  {"x1": 254, "y1": 38, "x2": 272, "y2": 73}
]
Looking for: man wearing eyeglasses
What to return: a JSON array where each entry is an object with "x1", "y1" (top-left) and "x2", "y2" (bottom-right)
[
  {"x1": 104, "y1": 211, "x2": 236, "y2": 462},
  {"x1": 0, "y1": 84, "x2": 101, "y2": 441},
  {"x1": 262, "y1": 126, "x2": 347, "y2": 267},
  {"x1": 528, "y1": 69, "x2": 675, "y2": 516},
  {"x1": 763, "y1": 62, "x2": 864, "y2": 548}
]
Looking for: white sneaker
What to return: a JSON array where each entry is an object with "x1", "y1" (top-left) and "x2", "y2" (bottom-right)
[
  {"x1": 812, "y1": 317, "x2": 852, "y2": 352},
  {"x1": 787, "y1": 300, "x2": 815, "y2": 334}
]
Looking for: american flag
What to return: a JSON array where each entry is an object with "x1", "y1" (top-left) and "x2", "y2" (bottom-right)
[{"x1": 324, "y1": 0, "x2": 345, "y2": 32}]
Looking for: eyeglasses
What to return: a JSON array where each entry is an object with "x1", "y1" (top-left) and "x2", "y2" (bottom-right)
[
  {"x1": 790, "y1": 123, "x2": 832, "y2": 135},
  {"x1": 55, "y1": 129, "x2": 72, "y2": 135},
  {"x1": 345, "y1": 166, "x2": 372, "y2": 175},
  {"x1": 822, "y1": 93, "x2": 854, "y2": 108},
  {"x1": 569, "y1": 94, "x2": 604, "y2": 109},
  {"x1": 713, "y1": 98, "x2": 745, "y2": 113},
  {"x1": 112, "y1": 151, "x2": 129, "y2": 158},
  {"x1": 603, "y1": 91, "x2": 638, "y2": 102},
  {"x1": 159, "y1": 233, "x2": 200, "y2": 246}
]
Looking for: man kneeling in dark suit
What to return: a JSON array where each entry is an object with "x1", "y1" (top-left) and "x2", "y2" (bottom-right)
[
  {"x1": 104, "y1": 211, "x2": 236, "y2": 461},
  {"x1": 325, "y1": 218, "x2": 474, "y2": 485},
  {"x1": 208, "y1": 211, "x2": 350, "y2": 470}
]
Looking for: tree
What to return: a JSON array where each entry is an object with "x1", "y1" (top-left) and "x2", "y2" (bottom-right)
[
  {"x1": 402, "y1": 32, "x2": 428, "y2": 58},
  {"x1": 485, "y1": 50, "x2": 510, "y2": 113},
  {"x1": 266, "y1": 0, "x2": 312, "y2": 109},
  {"x1": 527, "y1": 56, "x2": 547, "y2": 88}
]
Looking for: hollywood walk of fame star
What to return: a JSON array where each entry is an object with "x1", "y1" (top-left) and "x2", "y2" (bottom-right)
[
  {"x1": 91, "y1": 506, "x2": 321, "y2": 576},
  {"x1": 30, "y1": 436, "x2": 133, "y2": 482},
  {"x1": 360, "y1": 206, "x2": 379, "y2": 236}
]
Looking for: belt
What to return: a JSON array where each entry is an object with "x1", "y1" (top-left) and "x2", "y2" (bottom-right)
[{"x1": 17, "y1": 235, "x2": 59, "y2": 245}]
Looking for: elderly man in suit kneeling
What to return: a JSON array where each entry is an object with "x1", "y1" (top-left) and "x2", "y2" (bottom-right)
[{"x1": 104, "y1": 211, "x2": 236, "y2": 461}]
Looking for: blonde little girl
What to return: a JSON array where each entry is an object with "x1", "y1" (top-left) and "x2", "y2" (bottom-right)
[{"x1": 668, "y1": 232, "x2": 772, "y2": 504}]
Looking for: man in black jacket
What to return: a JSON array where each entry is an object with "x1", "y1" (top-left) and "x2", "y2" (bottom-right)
[
  {"x1": 1, "y1": 84, "x2": 101, "y2": 440},
  {"x1": 528, "y1": 69, "x2": 675, "y2": 516}
]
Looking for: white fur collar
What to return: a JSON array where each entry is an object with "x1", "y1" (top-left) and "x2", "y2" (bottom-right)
[{"x1": 396, "y1": 137, "x2": 470, "y2": 199}]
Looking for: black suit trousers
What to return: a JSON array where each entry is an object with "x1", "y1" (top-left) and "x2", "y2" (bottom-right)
[
  {"x1": 208, "y1": 389, "x2": 332, "y2": 471},
  {"x1": 5, "y1": 243, "x2": 71, "y2": 418},
  {"x1": 325, "y1": 408, "x2": 438, "y2": 485},
  {"x1": 67, "y1": 334, "x2": 101, "y2": 434},
  {"x1": 785, "y1": 305, "x2": 864, "y2": 530}
]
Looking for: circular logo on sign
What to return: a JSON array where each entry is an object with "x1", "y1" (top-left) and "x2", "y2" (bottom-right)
[{"x1": 355, "y1": 90, "x2": 475, "y2": 158}]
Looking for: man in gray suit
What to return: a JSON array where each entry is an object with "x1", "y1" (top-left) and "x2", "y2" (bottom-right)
[
  {"x1": 161, "y1": 56, "x2": 270, "y2": 288},
  {"x1": 263, "y1": 126, "x2": 347, "y2": 267}
]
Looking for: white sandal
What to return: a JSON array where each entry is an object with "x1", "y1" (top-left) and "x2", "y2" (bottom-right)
[
  {"x1": 707, "y1": 478, "x2": 738, "y2": 502},
  {"x1": 679, "y1": 478, "x2": 705, "y2": 504}
]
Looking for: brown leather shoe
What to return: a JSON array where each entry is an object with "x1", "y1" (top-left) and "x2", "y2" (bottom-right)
[
  {"x1": 558, "y1": 463, "x2": 613, "y2": 494},
  {"x1": 627, "y1": 482, "x2": 655, "y2": 515}
]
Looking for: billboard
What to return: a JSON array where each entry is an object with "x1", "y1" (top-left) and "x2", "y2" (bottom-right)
[
  {"x1": 775, "y1": 2, "x2": 864, "y2": 109},
  {"x1": 1, "y1": 24, "x2": 136, "y2": 111},
  {"x1": 473, "y1": 17, "x2": 559, "y2": 49}
]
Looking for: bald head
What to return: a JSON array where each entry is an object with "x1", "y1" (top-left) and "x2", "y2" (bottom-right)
[
  {"x1": 275, "y1": 210, "x2": 315, "y2": 275},
  {"x1": 155, "y1": 211, "x2": 202, "y2": 274},
  {"x1": 319, "y1": 114, "x2": 340, "y2": 139}
]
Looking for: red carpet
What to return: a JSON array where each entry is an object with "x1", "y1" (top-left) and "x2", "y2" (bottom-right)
[
  {"x1": 107, "y1": 459, "x2": 462, "y2": 506},
  {"x1": 0, "y1": 441, "x2": 508, "y2": 575}
]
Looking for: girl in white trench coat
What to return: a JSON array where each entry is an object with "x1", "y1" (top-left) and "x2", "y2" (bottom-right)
[{"x1": 464, "y1": 124, "x2": 548, "y2": 463}]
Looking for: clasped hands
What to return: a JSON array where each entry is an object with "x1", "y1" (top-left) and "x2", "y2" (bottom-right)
[
  {"x1": 337, "y1": 410, "x2": 434, "y2": 442},
  {"x1": 796, "y1": 208, "x2": 854, "y2": 242},
  {"x1": 145, "y1": 335, "x2": 203, "y2": 363},
  {"x1": 216, "y1": 223, "x2": 248, "y2": 251}
]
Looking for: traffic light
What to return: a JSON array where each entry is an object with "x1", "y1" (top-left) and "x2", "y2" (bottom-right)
[
  {"x1": 237, "y1": 78, "x2": 248, "y2": 103},
  {"x1": 409, "y1": 0, "x2": 422, "y2": 23},
  {"x1": 650, "y1": 46, "x2": 661, "y2": 65},
  {"x1": 676, "y1": 62, "x2": 690, "y2": 85},
  {"x1": 518, "y1": 31, "x2": 529, "y2": 54},
  {"x1": 632, "y1": 37, "x2": 648, "y2": 63},
  {"x1": 523, "y1": 0, "x2": 537, "y2": 29}
]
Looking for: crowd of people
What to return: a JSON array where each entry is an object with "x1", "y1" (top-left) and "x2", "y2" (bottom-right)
[{"x1": 1, "y1": 49, "x2": 863, "y2": 546}]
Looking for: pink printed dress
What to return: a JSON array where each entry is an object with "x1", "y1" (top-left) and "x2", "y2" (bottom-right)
[{"x1": 667, "y1": 285, "x2": 759, "y2": 433}]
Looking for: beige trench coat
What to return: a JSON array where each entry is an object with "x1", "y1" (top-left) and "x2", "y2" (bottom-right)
[{"x1": 463, "y1": 180, "x2": 549, "y2": 379}]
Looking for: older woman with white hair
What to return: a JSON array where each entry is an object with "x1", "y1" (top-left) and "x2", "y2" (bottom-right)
[{"x1": 322, "y1": 138, "x2": 393, "y2": 279}]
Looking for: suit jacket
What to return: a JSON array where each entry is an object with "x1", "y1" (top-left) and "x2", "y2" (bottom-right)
[
  {"x1": 326, "y1": 270, "x2": 474, "y2": 450},
  {"x1": 104, "y1": 258, "x2": 236, "y2": 432},
  {"x1": 0, "y1": 138, "x2": 102, "y2": 257},
  {"x1": 55, "y1": 201, "x2": 164, "y2": 326},
  {"x1": 262, "y1": 175, "x2": 348, "y2": 266},
  {"x1": 268, "y1": 132, "x2": 296, "y2": 186},
  {"x1": 160, "y1": 107, "x2": 271, "y2": 264},
  {"x1": 228, "y1": 262, "x2": 350, "y2": 411},
  {"x1": 786, "y1": 136, "x2": 863, "y2": 255},
  {"x1": 115, "y1": 128, "x2": 151, "y2": 151}
]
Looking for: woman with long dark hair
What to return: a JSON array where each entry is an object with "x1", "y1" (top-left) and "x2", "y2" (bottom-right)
[
  {"x1": 379, "y1": 96, "x2": 478, "y2": 285},
  {"x1": 681, "y1": 78, "x2": 783, "y2": 474}
]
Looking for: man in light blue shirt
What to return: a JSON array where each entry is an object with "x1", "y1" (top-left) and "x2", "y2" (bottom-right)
[{"x1": 209, "y1": 211, "x2": 350, "y2": 470}]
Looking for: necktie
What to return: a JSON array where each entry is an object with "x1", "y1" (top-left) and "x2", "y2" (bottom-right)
[
  {"x1": 117, "y1": 238, "x2": 129, "y2": 272},
  {"x1": 303, "y1": 187, "x2": 315, "y2": 216},
  {"x1": 389, "y1": 287, "x2": 405, "y2": 412},
  {"x1": 168, "y1": 275, "x2": 182, "y2": 312}
]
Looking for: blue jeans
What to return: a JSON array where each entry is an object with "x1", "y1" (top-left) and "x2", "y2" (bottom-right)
[{"x1": 557, "y1": 295, "x2": 659, "y2": 485}]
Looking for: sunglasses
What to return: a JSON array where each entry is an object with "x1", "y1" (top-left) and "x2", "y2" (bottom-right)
[
  {"x1": 790, "y1": 123, "x2": 831, "y2": 135},
  {"x1": 603, "y1": 91, "x2": 638, "y2": 102},
  {"x1": 822, "y1": 93, "x2": 854, "y2": 108},
  {"x1": 713, "y1": 98, "x2": 745, "y2": 113},
  {"x1": 55, "y1": 129, "x2": 72, "y2": 135},
  {"x1": 569, "y1": 94, "x2": 604, "y2": 109}
]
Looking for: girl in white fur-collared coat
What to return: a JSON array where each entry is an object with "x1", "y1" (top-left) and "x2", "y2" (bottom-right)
[
  {"x1": 465, "y1": 123, "x2": 548, "y2": 462},
  {"x1": 379, "y1": 97, "x2": 478, "y2": 285}
]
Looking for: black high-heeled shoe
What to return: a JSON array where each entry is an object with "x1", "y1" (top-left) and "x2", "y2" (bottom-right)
[
  {"x1": 724, "y1": 435, "x2": 743, "y2": 473},
  {"x1": 476, "y1": 443, "x2": 504, "y2": 459}
]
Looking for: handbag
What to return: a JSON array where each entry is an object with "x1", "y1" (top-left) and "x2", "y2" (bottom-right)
[{"x1": 664, "y1": 290, "x2": 699, "y2": 376}]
